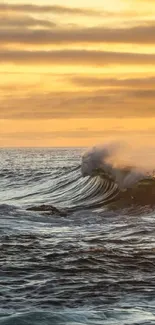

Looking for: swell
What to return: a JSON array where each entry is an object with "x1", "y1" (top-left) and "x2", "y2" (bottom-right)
[
  {"x1": 24, "y1": 167, "x2": 155, "y2": 214},
  {"x1": 39, "y1": 164, "x2": 155, "y2": 210},
  {"x1": 1, "y1": 162, "x2": 155, "y2": 213},
  {"x1": 38, "y1": 167, "x2": 119, "y2": 210},
  {"x1": 45, "y1": 172, "x2": 155, "y2": 212}
]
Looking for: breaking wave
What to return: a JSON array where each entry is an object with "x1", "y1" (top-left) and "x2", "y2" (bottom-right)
[
  {"x1": 22, "y1": 142, "x2": 155, "y2": 214},
  {"x1": 80, "y1": 143, "x2": 155, "y2": 209}
]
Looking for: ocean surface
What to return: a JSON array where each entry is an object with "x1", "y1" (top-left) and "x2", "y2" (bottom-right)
[{"x1": 1, "y1": 147, "x2": 155, "y2": 325}]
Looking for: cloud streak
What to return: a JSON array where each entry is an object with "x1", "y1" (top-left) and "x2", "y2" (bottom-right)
[
  {"x1": 1, "y1": 89, "x2": 155, "y2": 120},
  {"x1": 0, "y1": 49, "x2": 155, "y2": 65},
  {"x1": 71, "y1": 76, "x2": 155, "y2": 88},
  {"x1": 0, "y1": 16, "x2": 56, "y2": 28},
  {"x1": 0, "y1": 3, "x2": 152, "y2": 19},
  {"x1": 1, "y1": 24, "x2": 155, "y2": 45},
  {"x1": 0, "y1": 3, "x2": 101, "y2": 16},
  {"x1": 2, "y1": 129, "x2": 155, "y2": 140}
]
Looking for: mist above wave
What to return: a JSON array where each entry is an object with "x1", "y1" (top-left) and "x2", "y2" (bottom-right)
[{"x1": 81, "y1": 141, "x2": 155, "y2": 190}]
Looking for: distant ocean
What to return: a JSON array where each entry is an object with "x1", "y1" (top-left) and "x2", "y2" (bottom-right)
[{"x1": 1, "y1": 147, "x2": 155, "y2": 325}]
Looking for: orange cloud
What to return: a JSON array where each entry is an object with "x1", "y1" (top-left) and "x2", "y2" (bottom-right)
[
  {"x1": 1, "y1": 24, "x2": 155, "y2": 45},
  {"x1": 0, "y1": 3, "x2": 101, "y2": 16},
  {"x1": 0, "y1": 49, "x2": 155, "y2": 65},
  {"x1": 0, "y1": 88, "x2": 155, "y2": 120}
]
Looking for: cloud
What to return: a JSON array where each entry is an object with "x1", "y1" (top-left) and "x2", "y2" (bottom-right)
[
  {"x1": 0, "y1": 89, "x2": 155, "y2": 120},
  {"x1": 131, "y1": 89, "x2": 155, "y2": 98},
  {"x1": 71, "y1": 76, "x2": 155, "y2": 88},
  {"x1": 0, "y1": 49, "x2": 154, "y2": 65},
  {"x1": 1, "y1": 24, "x2": 155, "y2": 45},
  {"x1": 0, "y1": 3, "x2": 152, "y2": 19},
  {"x1": 0, "y1": 3, "x2": 101, "y2": 16},
  {"x1": 2, "y1": 129, "x2": 155, "y2": 140},
  {"x1": 0, "y1": 130, "x2": 119, "y2": 140},
  {"x1": 0, "y1": 16, "x2": 56, "y2": 28}
]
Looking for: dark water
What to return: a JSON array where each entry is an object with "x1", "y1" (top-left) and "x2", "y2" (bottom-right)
[{"x1": 0, "y1": 148, "x2": 155, "y2": 325}]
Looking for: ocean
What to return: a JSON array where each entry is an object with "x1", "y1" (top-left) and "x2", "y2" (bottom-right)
[{"x1": 0, "y1": 147, "x2": 155, "y2": 325}]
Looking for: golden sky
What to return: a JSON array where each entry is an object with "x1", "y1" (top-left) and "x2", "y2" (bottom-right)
[{"x1": 0, "y1": 0, "x2": 155, "y2": 147}]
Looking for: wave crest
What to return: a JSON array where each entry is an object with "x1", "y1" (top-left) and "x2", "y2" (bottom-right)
[{"x1": 81, "y1": 143, "x2": 153, "y2": 190}]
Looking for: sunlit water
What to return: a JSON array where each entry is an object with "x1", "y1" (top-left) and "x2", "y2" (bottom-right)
[{"x1": 0, "y1": 148, "x2": 155, "y2": 325}]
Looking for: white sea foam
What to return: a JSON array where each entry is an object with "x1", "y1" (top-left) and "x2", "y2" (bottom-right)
[{"x1": 81, "y1": 141, "x2": 154, "y2": 190}]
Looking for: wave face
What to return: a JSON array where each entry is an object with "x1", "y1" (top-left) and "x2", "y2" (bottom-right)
[
  {"x1": 1, "y1": 146, "x2": 155, "y2": 325},
  {"x1": 0, "y1": 147, "x2": 117, "y2": 210},
  {"x1": 0, "y1": 145, "x2": 155, "y2": 211}
]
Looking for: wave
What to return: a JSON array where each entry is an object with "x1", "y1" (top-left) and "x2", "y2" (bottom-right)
[
  {"x1": 2, "y1": 144, "x2": 155, "y2": 213},
  {"x1": 80, "y1": 143, "x2": 155, "y2": 209},
  {"x1": 25, "y1": 144, "x2": 155, "y2": 215}
]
